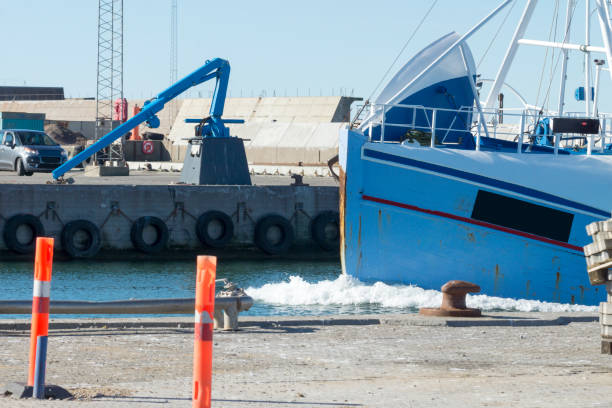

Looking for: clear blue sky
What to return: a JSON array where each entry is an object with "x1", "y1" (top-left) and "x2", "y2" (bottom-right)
[{"x1": 0, "y1": 1, "x2": 608, "y2": 114}]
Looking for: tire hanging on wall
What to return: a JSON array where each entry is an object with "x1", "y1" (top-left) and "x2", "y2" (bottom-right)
[
  {"x1": 254, "y1": 214, "x2": 294, "y2": 255},
  {"x1": 3, "y1": 214, "x2": 45, "y2": 254},
  {"x1": 61, "y1": 220, "x2": 102, "y2": 258},
  {"x1": 130, "y1": 216, "x2": 169, "y2": 254},
  {"x1": 310, "y1": 211, "x2": 340, "y2": 251},
  {"x1": 196, "y1": 210, "x2": 234, "y2": 248}
]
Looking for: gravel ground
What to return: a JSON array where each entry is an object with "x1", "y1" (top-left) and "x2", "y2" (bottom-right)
[{"x1": 1, "y1": 313, "x2": 611, "y2": 407}]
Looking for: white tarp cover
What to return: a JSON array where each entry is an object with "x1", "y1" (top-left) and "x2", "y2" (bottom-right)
[
  {"x1": 359, "y1": 32, "x2": 476, "y2": 133},
  {"x1": 376, "y1": 31, "x2": 476, "y2": 105}
]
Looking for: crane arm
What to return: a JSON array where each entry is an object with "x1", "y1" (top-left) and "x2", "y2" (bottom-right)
[{"x1": 52, "y1": 58, "x2": 231, "y2": 180}]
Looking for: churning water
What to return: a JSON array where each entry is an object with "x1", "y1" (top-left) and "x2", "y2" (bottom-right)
[{"x1": 2, "y1": 259, "x2": 596, "y2": 318}]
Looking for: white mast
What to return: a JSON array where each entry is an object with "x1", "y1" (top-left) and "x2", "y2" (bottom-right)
[
  {"x1": 586, "y1": 0, "x2": 592, "y2": 117},
  {"x1": 557, "y1": 0, "x2": 574, "y2": 115},
  {"x1": 593, "y1": 59, "x2": 605, "y2": 116},
  {"x1": 594, "y1": 0, "x2": 612, "y2": 82},
  {"x1": 484, "y1": 0, "x2": 538, "y2": 110}
]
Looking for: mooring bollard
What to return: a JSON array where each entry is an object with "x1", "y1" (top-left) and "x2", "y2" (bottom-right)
[
  {"x1": 193, "y1": 256, "x2": 216, "y2": 408},
  {"x1": 419, "y1": 280, "x2": 482, "y2": 317},
  {"x1": 28, "y1": 237, "x2": 54, "y2": 397},
  {"x1": 214, "y1": 280, "x2": 251, "y2": 330},
  {"x1": 214, "y1": 303, "x2": 238, "y2": 331}
]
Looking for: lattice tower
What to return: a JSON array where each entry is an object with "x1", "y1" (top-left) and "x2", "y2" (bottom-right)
[{"x1": 95, "y1": 0, "x2": 124, "y2": 164}]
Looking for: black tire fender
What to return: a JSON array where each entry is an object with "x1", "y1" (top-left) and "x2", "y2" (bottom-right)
[
  {"x1": 196, "y1": 210, "x2": 234, "y2": 248},
  {"x1": 254, "y1": 214, "x2": 294, "y2": 255},
  {"x1": 3, "y1": 214, "x2": 45, "y2": 254},
  {"x1": 130, "y1": 216, "x2": 169, "y2": 253},
  {"x1": 61, "y1": 220, "x2": 101, "y2": 258},
  {"x1": 310, "y1": 211, "x2": 340, "y2": 251}
]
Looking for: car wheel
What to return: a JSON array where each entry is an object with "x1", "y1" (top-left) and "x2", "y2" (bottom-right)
[
  {"x1": 15, "y1": 159, "x2": 25, "y2": 176},
  {"x1": 25, "y1": 171, "x2": 33, "y2": 176}
]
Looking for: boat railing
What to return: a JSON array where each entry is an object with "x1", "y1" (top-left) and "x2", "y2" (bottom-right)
[{"x1": 355, "y1": 102, "x2": 612, "y2": 156}]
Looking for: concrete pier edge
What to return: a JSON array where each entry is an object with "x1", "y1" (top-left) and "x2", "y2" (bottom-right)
[{"x1": 0, "y1": 312, "x2": 598, "y2": 331}]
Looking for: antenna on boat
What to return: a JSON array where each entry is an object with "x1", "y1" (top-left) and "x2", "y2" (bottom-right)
[{"x1": 593, "y1": 58, "x2": 606, "y2": 116}]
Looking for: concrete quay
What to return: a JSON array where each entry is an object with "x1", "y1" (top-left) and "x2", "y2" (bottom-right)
[
  {"x1": 0, "y1": 172, "x2": 338, "y2": 259},
  {"x1": 0, "y1": 96, "x2": 359, "y2": 166},
  {"x1": 0, "y1": 312, "x2": 611, "y2": 407}
]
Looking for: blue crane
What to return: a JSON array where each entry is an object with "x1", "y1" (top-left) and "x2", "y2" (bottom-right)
[{"x1": 52, "y1": 58, "x2": 233, "y2": 181}]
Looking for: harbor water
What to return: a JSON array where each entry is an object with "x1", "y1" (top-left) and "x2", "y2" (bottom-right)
[{"x1": 2, "y1": 259, "x2": 597, "y2": 317}]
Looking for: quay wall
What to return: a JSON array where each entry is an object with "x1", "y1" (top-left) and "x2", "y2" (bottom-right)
[
  {"x1": 0, "y1": 96, "x2": 358, "y2": 140},
  {"x1": 0, "y1": 96, "x2": 360, "y2": 166},
  {"x1": 0, "y1": 184, "x2": 338, "y2": 259}
]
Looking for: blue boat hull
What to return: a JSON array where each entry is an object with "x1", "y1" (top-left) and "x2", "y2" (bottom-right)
[{"x1": 339, "y1": 128, "x2": 608, "y2": 305}]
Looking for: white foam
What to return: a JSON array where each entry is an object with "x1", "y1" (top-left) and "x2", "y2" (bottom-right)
[{"x1": 246, "y1": 275, "x2": 597, "y2": 313}]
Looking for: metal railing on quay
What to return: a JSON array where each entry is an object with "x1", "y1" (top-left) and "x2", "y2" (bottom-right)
[
  {"x1": 0, "y1": 294, "x2": 254, "y2": 331},
  {"x1": 0, "y1": 297, "x2": 247, "y2": 314}
]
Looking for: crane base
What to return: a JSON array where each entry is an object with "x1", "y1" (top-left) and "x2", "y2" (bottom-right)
[{"x1": 180, "y1": 137, "x2": 251, "y2": 185}]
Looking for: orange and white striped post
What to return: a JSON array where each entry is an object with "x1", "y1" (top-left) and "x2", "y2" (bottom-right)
[
  {"x1": 193, "y1": 255, "x2": 216, "y2": 408},
  {"x1": 27, "y1": 237, "x2": 54, "y2": 391}
]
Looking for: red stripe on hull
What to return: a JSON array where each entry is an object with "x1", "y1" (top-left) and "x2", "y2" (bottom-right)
[{"x1": 361, "y1": 194, "x2": 584, "y2": 252}]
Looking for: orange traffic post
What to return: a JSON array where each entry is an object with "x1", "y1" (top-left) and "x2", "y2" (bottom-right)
[
  {"x1": 193, "y1": 256, "x2": 216, "y2": 408},
  {"x1": 28, "y1": 237, "x2": 54, "y2": 387}
]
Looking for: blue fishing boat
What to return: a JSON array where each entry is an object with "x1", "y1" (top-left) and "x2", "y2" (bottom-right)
[{"x1": 339, "y1": 0, "x2": 612, "y2": 305}]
